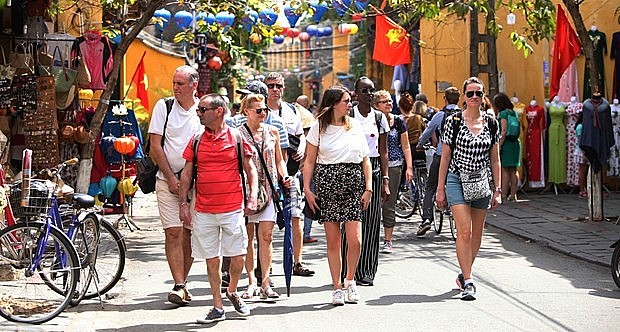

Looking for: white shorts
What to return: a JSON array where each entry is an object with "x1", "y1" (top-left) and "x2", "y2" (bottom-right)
[
  {"x1": 156, "y1": 178, "x2": 192, "y2": 230},
  {"x1": 247, "y1": 200, "x2": 276, "y2": 223},
  {"x1": 191, "y1": 209, "x2": 248, "y2": 259}
]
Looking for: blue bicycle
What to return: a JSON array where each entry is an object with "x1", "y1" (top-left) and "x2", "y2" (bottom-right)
[{"x1": 395, "y1": 159, "x2": 427, "y2": 219}]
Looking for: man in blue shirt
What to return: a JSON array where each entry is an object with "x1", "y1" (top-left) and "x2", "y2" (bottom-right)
[{"x1": 416, "y1": 87, "x2": 460, "y2": 236}]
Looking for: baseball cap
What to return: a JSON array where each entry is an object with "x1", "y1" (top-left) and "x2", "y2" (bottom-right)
[{"x1": 236, "y1": 80, "x2": 268, "y2": 97}]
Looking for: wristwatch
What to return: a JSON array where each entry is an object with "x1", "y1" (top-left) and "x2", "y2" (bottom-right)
[{"x1": 494, "y1": 187, "x2": 502, "y2": 194}]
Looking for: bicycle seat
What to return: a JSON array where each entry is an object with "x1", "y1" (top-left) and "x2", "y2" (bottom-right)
[{"x1": 73, "y1": 193, "x2": 95, "y2": 208}]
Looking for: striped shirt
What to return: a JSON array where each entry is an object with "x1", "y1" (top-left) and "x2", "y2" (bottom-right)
[{"x1": 225, "y1": 113, "x2": 289, "y2": 149}]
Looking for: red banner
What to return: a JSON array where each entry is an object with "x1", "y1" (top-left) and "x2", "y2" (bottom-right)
[
  {"x1": 372, "y1": 15, "x2": 411, "y2": 66},
  {"x1": 133, "y1": 57, "x2": 149, "y2": 110},
  {"x1": 550, "y1": 5, "x2": 582, "y2": 100}
]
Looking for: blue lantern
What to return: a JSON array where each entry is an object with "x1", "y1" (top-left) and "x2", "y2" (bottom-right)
[
  {"x1": 306, "y1": 25, "x2": 319, "y2": 37},
  {"x1": 273, "y1": 35, "x2": 285, "y2": 44},
  {"x1": 283, "y1": 6, "x2": 301, "y2": 28},
  {"x1": 259, "y1": 8, "x2": 278, "y2": 26},
  {"x1": 88, "y1": 183, "x2": 102, "y2": 196},
  {"x1": 332, "y1": 0, "x2": 352, "y2": 17},
  {"x1": 241, "y1": 9, "x2": 258, "y2": 32},
  {"x1": 215, "y1": 11, "x2": 235, "y2": 28},
  {"x1": 174, "y1": 10, "x2": 193, "y2": 30},
  {"x1": 99, "y1": 175, "x2": 117, "y2": 198},
  {"x1": 323, "y1": 26, "x2": 333, "y2": 36},
  {"x1": 317, "y1": 27, "x2": 325, "y2": 37},
  {"x1": 206, "y1": 13, "x2": 216, "y2": 25},
  {"x1": 153, "y1": 8, "x2": 171, "y2": 32},
  {"x1": 310, "y1": 1, "x2": 329, "y2": 23},
  {"x1": 354, "y1": 0, "x2": 371, "y2": 11},
  {"x1": 195, "y1": 12, "x2": 208, "y2": 25}
]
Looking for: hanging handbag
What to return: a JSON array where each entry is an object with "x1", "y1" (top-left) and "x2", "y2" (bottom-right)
[
  {"x1": 459, "y1": 167, "x2": 491, "y2": 201},
  {"x1": 50, "y1": 46, "x2": 77, "y2": 93},
  {"x1": 75, "y1": 56, "x2": 91, "y2": 87},
  {"x1": 0, "y1": 46, "x2": 16, "y2": 82},
  {"x1": 9, "y1": 43, "x2": 34, "y2": 75}
]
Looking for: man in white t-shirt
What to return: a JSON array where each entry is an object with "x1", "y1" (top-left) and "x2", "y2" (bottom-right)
[
  {"x1": 264, "y1": 72, "x2": 314, "y2": 277},
  {"x1": 148, "y1": 65, "x2": 202, "y2": 306}
]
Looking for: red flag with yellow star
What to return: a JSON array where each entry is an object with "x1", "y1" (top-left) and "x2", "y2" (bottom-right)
[
  {"x1": 373, "y1": 14, "x2": 411, "y2": 66},
  {"x1": 133, "y1": 57, "x2": 149, "y2": 110}
]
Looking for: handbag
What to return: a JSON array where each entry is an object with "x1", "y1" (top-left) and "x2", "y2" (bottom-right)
[
  {"x1": 75, "y1": 56, "x2": 91, "y2": 87},
  {"x1": 50, "y1": 46, "x2": 77, "y2": 93},
  {"x1": 135, "y1": 156, "x2": 158, "y2": 194},
  {"x1": 0, "y1": 46, "x2": 16, "y2": 82},
  {"x1": 459, "y1": 167, "x2": 491, "y2": 201}
]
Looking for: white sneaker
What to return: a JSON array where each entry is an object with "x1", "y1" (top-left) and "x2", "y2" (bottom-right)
[
  {"x1": 345, "y1": 283, "x2": 359, "y2": 303},
  {"x1": 332, "y1": 289, "x2": 345, "y2": 306}
]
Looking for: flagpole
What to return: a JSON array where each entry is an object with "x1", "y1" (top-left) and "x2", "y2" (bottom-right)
[{"x1": 123, "y1": 50, "x2": 147, "y2": 100}]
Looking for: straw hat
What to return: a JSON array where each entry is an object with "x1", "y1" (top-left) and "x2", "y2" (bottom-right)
[{"x1": 56, "y1": 84, "x2": 76, "y2": 110}]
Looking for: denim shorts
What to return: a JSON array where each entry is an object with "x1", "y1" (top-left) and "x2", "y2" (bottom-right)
[{"x1": 445, "y1": 172, "x2": 490, "y2": 210}]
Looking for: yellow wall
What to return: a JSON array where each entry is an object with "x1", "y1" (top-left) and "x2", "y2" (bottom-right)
[{"x1": 420, "y1": 1, "x2": 619, "y2": 107}]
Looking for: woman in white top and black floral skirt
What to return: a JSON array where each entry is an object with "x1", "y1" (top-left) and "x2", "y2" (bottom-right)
[
  {"x1": 436, "y1": 77, "x2": 501, "y2": 301},
  {"x1": 304, "y1": 86, "x2": 372, "y2": 306}
]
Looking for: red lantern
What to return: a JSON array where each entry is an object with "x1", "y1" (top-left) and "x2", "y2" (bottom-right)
[
  {"x1": 298, "y1": 32, "x2": 310, "y2": 42},
  {"x1": 352, "y1": 13, "x2": 364, "y2": 22},
  {"x1": 250, "y1": 33, "x2": 262, "y2": 44},
  {"x1": 280, "y1": 26, "x2": 290, "y2": 36},
  {"x1": 286, "y1": 28, "x2": 300, "y2": 38},
  {"x1": 127, "y1": 135, "x2": 140, "y2": 155},
  {"x1": 207, "y1": 56, "x2": 223, "y2": 70},
  {"x1": 113, "y1": 136, "x2": 136, "y2": 155}
]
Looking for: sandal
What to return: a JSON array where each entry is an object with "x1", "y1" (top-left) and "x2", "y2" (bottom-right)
[
  {"x1": 260, "y1": 286, "x2": 280, "y2": 299},
  {"x1": 293, "y1": 262, "x2": 315, "y2": 276},
  {"x1": 241, "y1": 284, "x2": 259, "y2": 299}
]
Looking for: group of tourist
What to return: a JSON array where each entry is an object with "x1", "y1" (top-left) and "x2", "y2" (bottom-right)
[{"x1": 148, "y1": 64, "x2": 504, "y2": 324}]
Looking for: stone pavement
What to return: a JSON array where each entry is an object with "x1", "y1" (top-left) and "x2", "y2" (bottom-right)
[{"x1": 485, "y1": 191, "x2": 620, "y2": 267}]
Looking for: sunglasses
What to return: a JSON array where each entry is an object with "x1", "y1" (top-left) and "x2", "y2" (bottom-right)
[
  {"x1": 377, "y1": 99, "x2": 393, "y2": 104},
  {"x1": 360, "y1": 88, "x2": 376, "y2": 94},
  {"x1": 253, "y1": 108, "x2": 269, "y2": 114},
  {"x1": 465, "y1": 91, "x2": 484, "y2": 98},
  {"x1": 267, "y1": 83, "x2": 284, "y2": 89},
  {"x1": 198, "y1": 106, "x2": 218, "y2": 114}
]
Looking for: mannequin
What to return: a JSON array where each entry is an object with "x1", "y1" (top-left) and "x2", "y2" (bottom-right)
[
  {"x1": 611, "y1": 30, "x2": 620, "y2": 102},
  {"x1": 547, "y1": 96, "x2": 567, "y2": 188},
  {"x1": 526, "y1": 98, "x2": 546, "y2": 188},
  {"x1": 393, "y1": 80, "x2": 402, "y2": 106},
  {"x1": 608, "y1": 98, "x2": 620, "y2": 177},
  {"x1": 566, "y1": 95, "x2": 584, "y2": 187},
  {"x1": 512, "y1": 95, "x2": 527, "y2": 188},
  {"x1": 584, "y1": 26, "x2": 608, "y2": 98}
]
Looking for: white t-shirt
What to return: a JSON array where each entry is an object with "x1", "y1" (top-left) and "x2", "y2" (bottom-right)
[
  {"x1": 306, "y1": 119, "x2": 369, "y2": 164},
  {"x1": 351, "y1": 106, "x2": 390, "y2": 158},
  {"x1": 274, "y1": 102, "x2": 303, "y2": 136},
  {"x1": 148, "y1": 98, "x2": 202, "y2": 179}
]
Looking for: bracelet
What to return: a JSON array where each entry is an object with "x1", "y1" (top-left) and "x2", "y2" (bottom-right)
[
  {"x1": 382, "y1": 176, "x2": 390, "y2": 181},
  {"x1": 494, "y1": 187, "x2": 502, "y2": 193},
  {"x1": 365, "y1": 189, "x2": 373, "y2": 193}
]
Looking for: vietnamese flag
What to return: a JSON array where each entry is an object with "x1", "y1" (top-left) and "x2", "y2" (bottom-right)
[
  {"x1": 373, "y1": 14, "x2": 411, "y2": 66},
  {"x1": 133, "y1": 57, "x2": 149, "y2": 110},
  {"x1": 550, "y1": 5, "x2": 581, "y2": 100}
]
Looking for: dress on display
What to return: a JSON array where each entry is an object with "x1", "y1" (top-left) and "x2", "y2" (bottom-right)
[
  {"x1": 611, "y1": 31, "x2": 620, "y2": 99},
  {"x1": 608, "y1": 103, "x2": 620, "y2": 176},
  {"x1": 514, "y1": 102, "x2": 527, "y2": 183},
  {"x1": 558, "y1": 61, "x2": 580, "y2": 102},
  {"x1": 526, "y1": 104, "x2": 546, "y2": 188},
  {"x1": 566, "y1": 102, "x2": 583, "y2": 186},
  {"x1": 580, "y1": 98, "x2": 614, "y2": 172},
  {"x1": 547, "y1": 103, "x2": 567, "y2": 183},
  {"x1": 583, "y1": 29, "x2": 607, "y2": 99}
]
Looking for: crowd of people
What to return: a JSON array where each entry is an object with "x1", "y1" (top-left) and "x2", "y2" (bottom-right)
[{"x1": 148, "y1": 65, "x2": 505, "y2": 324}]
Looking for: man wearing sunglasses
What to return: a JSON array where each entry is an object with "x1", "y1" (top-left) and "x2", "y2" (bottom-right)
[
  {"x1": 264, "y1": 72, "x2": 315, "y2": 277},
  {"x1": 148, "y1": 65, "x2": 202, "y2": 306}
]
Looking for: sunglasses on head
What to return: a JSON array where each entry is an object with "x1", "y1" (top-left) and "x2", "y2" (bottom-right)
[
  {"x1": 267, "y1": 83, "x2": 284, "y2": 89},
  {"x1": 198, "y1": 106, "x2": 217, "y2": 114},
  {"x1": 465, "y1": 90, "x2": 484, "y2": 98},
  {"x1": 360, "y1": 88, "x2": 376, "y2": 94},
  {"x1": 253, "y1": 108, "x2": 269, "y2": 114}
]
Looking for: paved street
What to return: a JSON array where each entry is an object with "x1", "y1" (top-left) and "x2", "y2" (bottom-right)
[{"x1": 1, "y1": 191, "x2": 619, "y2": 331}]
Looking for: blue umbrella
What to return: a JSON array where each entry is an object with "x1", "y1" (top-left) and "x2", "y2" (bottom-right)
[{"x1": 282, "y1": 192, "x2": 293, "y2": 297}]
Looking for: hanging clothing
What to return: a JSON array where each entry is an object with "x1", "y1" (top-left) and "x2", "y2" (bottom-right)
[
  {"x1": 611, "y1": 31, "x2": 620, "y2": 100},
  {"x1": 566, "y1": 102, "x2": 583, "y2": 186},
  {"x1": 72, "y1": 32, "x2": 114, "y2": 90},
  {"x1": 514, "y1": 102, "x2": 527, "y2": 183},
  {"x1": 608, "y1": 103, "x2": 620, "y2": 176},
  {"x1": 583, "y1": 29, "x2": 607, "y2": 99},
  {"x1": 526, "y1": 104, "x2": 546, "y2": 188},
  {"x1": 558, "y1": 61, "x2": 579, "y2": 102},
  {"x1": 580, "y1": 98, "x2": 614, "y2": 172},
  {"x1": 547, "y1": 103, "x2": 567, "y2": 183}
]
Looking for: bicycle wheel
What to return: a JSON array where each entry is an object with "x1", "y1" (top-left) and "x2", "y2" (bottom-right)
[
  {"x1": 415, "y1": 171, "x2": 428, "y2": 218},
  {"x1": 395, "y1": 187, "x2": 415, "y2": 219},
  {"x1": 611, "y1": 243, "x2": 620, "y2": 288},
  {"x1": 69, "y1": 213, "x2": 100, "y2": 306},
  {"x1": 0, "y1": 222, "x2": 79, "y2": 324},
  {"x1": 433, "y1": 205, "x2": 443, "y2": 234},
  {"x1": 449, "y1": 212, "x2": 457, "y2": 241},
  {"x1": 83, "y1": 218, "x2": 126, "y2": 299}
]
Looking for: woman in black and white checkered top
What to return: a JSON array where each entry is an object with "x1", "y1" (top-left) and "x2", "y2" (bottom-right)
[{"x1": 435, "y1": 77, "x2": 502, "y2": 302}]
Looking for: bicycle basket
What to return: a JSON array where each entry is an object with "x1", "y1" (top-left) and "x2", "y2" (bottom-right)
[{"x1": 9, "y1": 179, "x2": 53, "y2": 218}]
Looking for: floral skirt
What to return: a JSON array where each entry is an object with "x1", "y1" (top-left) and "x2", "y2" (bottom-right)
[{"x1": 314, "y1": 163, "x2": 364, "y2": 223}]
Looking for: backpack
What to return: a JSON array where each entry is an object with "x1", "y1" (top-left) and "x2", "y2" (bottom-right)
[
  {"x1": 505, "y1": 110, "x2": 520, "y2": 139},
  {"x1": 349, "y1": 108, "x2": 384, "y2": 134},
  {"x1": 449, "y1": 112, "x2": 498, "y2": 151}
]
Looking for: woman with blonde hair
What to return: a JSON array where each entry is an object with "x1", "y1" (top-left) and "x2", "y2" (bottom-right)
[
  {"x1": 404, "y1": 99, "x2": 427, "y2": 164},
  {"x1": 238, "y1": 93, "x2": 291, "y2": 300},
  {"x1": 304, "y1": 86, "x2": 372, "y2": 306}
]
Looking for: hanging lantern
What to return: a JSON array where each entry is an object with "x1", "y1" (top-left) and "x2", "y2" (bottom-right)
[
  {"x1": 195, "y1": 12, "x2": 209, "y2": 25},
  {"x1": 352, "y1": 13, "x2": 364, "y2": 22},
  {"x1": 349, "y1": 23, "x2": 359, "y2": 34},
  {"x1": 338, "y1": 23, "x2": 351, "y2": 34},
  {"x1": 317, "y1": 27, "x2": 326, "y2": 37},
  {"x1": 286, "y1": 28, "x2": 300, "y2": 38},
  {"x1": 259, "y1": 8, "x2": 278, "y2": 26},
  {"x1": 113, "y1": 136, "x2": 136, "y2": 155},
  {"x1": 283, "y1": 6, "x2": 301, "y2": 28},
  {"x1": 332, "y1": 0, "x2": 352, "y2": 18},
  {"x1": 250, "y1": 33, "x2": 262, "y2": 44},
  {"x1": 174, "y1": 10, "x2": 193, "y2": 30},
  {"x1": 153, "y1": 8, "x2": 171, "y2": 32},
  {"x1": 354, "y1": 0, "x2": 371, "y2": 11},
  {"x1": 79, "y1": 88, "x2": 94, "y2": 100},
  {"x1": 273, "y1": 35, "x2": 285, "y2": 44},
  {"x1": 242, "y1": 9, "x2": 259, "y2": 32},
  {"x1": 127, "y1": 135, "x2": 140, "y2": 155},
  {"x1": 208, "y1": 56, "x2": 223, "y2": 70},
  {"x1": 99, "y1": 175, "x2": 117, "y2": 198},
  {"x1": 507, "y1": 12, "x2": 516, "y2": 25},
  {"x1": 117, "y1": 178, "x2": 139, "y2": 196},
  {"x1": 306, "y1": 25, "x2": 319, "y2": 37},
  {"x1": 215, "y1": 11, "x2": 235, "y2": 28},
  {"x1": 310, "y1": 1, "x2": 329, "y2": 23},
  {"x1": 206, "y1": 13, "x2": 216, "y2": 25},
  {"x1": 88, "y1": 182, "x2": 102, "y2": 197},
  {"x1": 298, "y1": 32, "x2": 311, "y2": 42}
]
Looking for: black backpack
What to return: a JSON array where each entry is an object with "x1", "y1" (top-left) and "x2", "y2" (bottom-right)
[{"x1": 449, "y1": 112, "x2": 498, "y2": 151}]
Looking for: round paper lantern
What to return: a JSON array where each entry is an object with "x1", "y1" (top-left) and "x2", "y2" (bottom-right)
[
  {"x1": 273, "y1": 35, "x2": 285, "y2": 44},
  {"x1": 283, "y1": 6, "x2": 301, "y2": 28},
  {"x1": 250, "y1": 33, "x2": 262, "y2": 44},
  {"x1": 99, "y1": 176, "x2": 117, "y2": 198},
  {"x1": 127, "y1": 135, "x2": 140, "y2": 154},
  {"x1": 113, "y1": 136, "x2": 136, "y2": 155},
  {"x1": 323, "y1": 26, "x2": 333, "y2": 36},
  {"x1": 79, "y1": 89, "x2": 94, "y2": 100},
  {"x1": 117, "y1": 178, "x2": 139, "y2": 196},
  {"x1": 279, "y1": 26, "x2": 290, "y2": 36},
  {"x1": 215, "y1": 11, "x2": 235, "y2": 28},
  {"x1": 153, "y1": 8, "x2": 171, "y2": 32},
  {"x1": 338, "y1": 23, "x2": 351, "y2": 34},
  {"x1": 242, "y1": 9, "x2": 258, "y2": 32},
  {"x1": 207, "y1": 56, "x2": 223, "y2": 70},
  {"x1": 352, "y1": 13, "x2": 364, "y2": 22},
  {"x1": 259, "y1": 8, "x2": 278, "y2": 26},
  {"x1": 286, "y1": 28, "x2": 300, "y2": 38},
  {"x1": 88, "y1": 183, "x2": 102, "y2": 196},
  {"x1": 174, "y1": 10, "x2": 193, "y2": 30},
  {"x1": 317, "y1": 27, "x2": 325, "y2": 37},
  {"x1": 306, "y1": 25, "x2": 318, "y2": 37},
  {"x1": 195, "y1": 12, "x2": 209, "y2": 24},
  {"x1": 298, "y1": 32, "x2": 310, "y2": 42},
  {"x1": 310, "y1": 1, "x2": 329, "y2": 23},
  {"x1": 349, "y1": 24, "x2": 359, "y2": 34},
  {"x1": 332, "y1": 0, "x2": 352, "y2": 17}
]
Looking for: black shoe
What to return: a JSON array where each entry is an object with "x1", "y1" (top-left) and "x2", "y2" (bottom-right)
[
  {"x1": 416, "y1": 221, "x2": 432, "y2": 237},
  {"x1": 455, "y1": 273, "x2": 464, "y2": 291},
  {"x1": 356, "y1": 277, "x2": 374, "y2": 286},
  {"x1": 293, "y1": 262, "x2": 315, "y2": 276}
]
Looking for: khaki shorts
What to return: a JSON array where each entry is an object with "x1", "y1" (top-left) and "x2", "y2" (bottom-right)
[
  {"x1": 191, "y1": 209, "x2": 248, "y2": 259},
  {"x1": 156, "y1": 178, "x2": 193, "y2": 230}
]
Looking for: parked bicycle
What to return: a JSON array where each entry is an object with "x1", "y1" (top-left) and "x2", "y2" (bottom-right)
[
  {"x1": 431, "y1": 203, "x2": 457, "y2": 241},
  {"x1": 395, "y1": 159, "x2": 427, "y2": 219}
]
